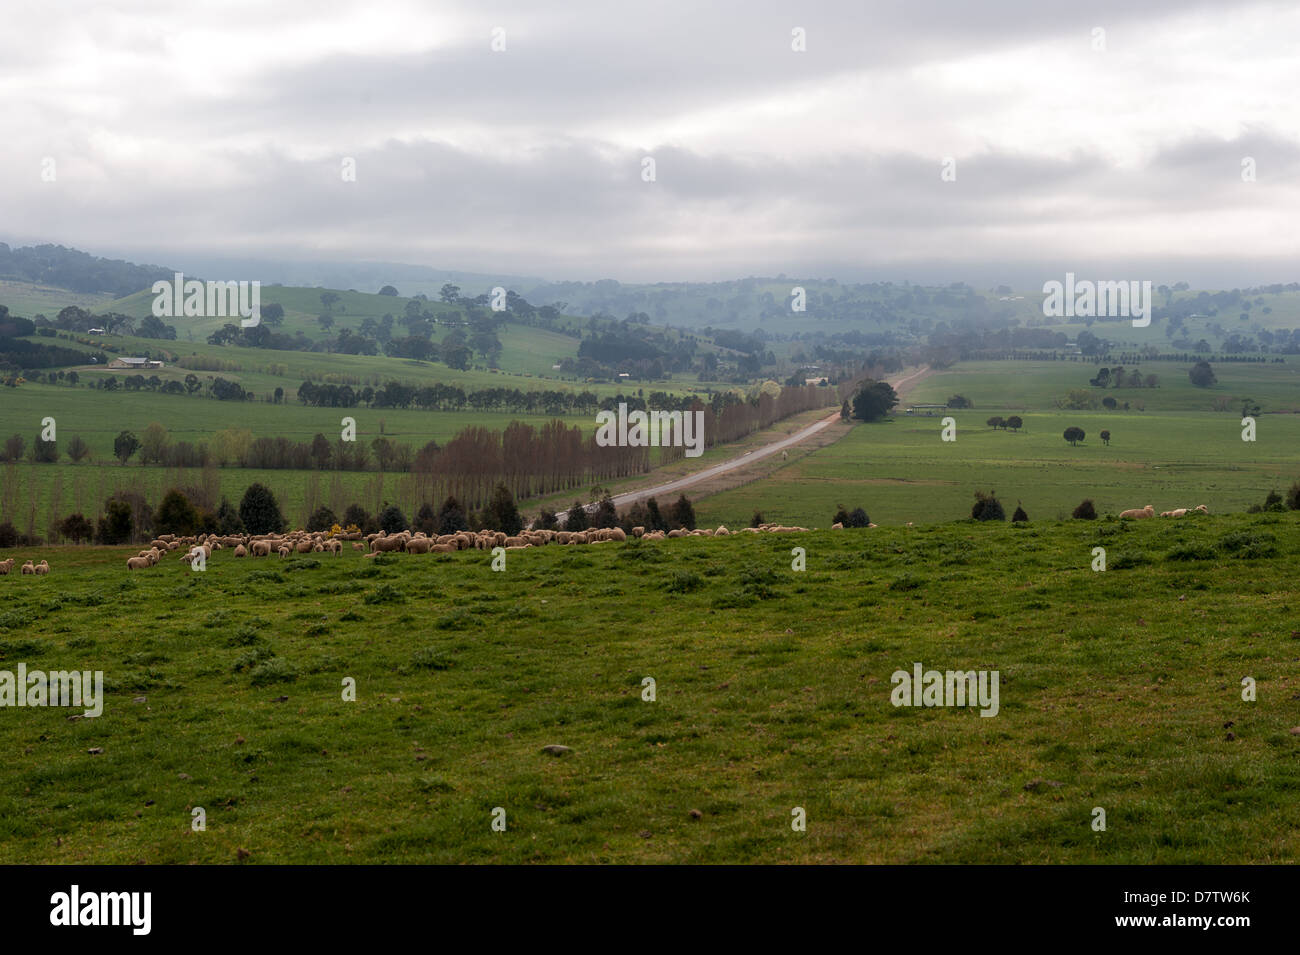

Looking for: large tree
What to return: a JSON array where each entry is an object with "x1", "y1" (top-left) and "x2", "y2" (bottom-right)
[
  {"x1": 155, "y1": 488, "x2": 199, "y2": 536},
  {"x1": 1189, "y1": 360, "x2": 1217, "y2": 388},
  {"x1": 850, "y1": 379, "x2": 899, "y2": 422},
  {"x1": 484, "y1": 483, "x2": 523, "y2": 535},
  {"x1": 114, "y1": 430, "x2": 141, "y2": 465}
]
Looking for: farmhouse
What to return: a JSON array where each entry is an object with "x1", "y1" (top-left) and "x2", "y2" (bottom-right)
[
  {"x1": 904, "y1": 403, "x2": 947, "y2": 416},
  {"x1": 108, "y1": 357, "x2": 164, "y2": 370}
]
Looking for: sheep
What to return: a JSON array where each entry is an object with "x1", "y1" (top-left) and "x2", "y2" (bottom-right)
[
  {"x1": 430, "y1": 543, "x2": 456, "y2": 553},
  {"x1": 278, "y1": 546, "x2": 291, "y2": 559},
  {"x1": 1194, "y1": 504, "x2": 1209, "y2": 514},
  {"x1": 21, "y1": 561, "x2": 35, "y2": 575},
  {"x1": 1119, "y1": 505, "x2": 1155, "y2": 520},
  {"x1": 126, "y1": 556, "x2": 151, "y2": 570},
  {"x1": 405, "y1": 537, "x2": 432, "y2": 554},
  {"x1": 234, "y1": 544, "x2": 247, "y2": 557},
  {"x1": 667, "y1": 529, "x2": 686, "y2": 538},
  {"x1": 0, "y1": 558, "x2": 13, "y2": 575},
  {"x1": 35, "y1": 560, "x2": 49, "y2": 575},
  {"x1": 1169, "y1": 508, "x2": 1188, "y2": 518},
  {"x1": 251, "y1": 540, "x2": 272, "y2": 557},
  {"x1": 352, "y1": 541, "x2": 365, "y2": 551},
  {"x1": 632, "y1": 526, "x2": 645, "y2": 538}
]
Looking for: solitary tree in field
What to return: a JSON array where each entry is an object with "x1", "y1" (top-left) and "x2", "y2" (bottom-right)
[
  {"x1": 850, "y1": 379, "x2": 899, "y2": 422},
  {"x1": 1100, "y1": 430, "x2": 1111, "y2": 446},
  {"x1": 1063, "y1": 426, "x2": 1086, "y2": 446},
  {"x1": 65, "y1": 435, "x2": 90, "y2": 463},
  {"x1": 114, "y1": 430, "x2": 141, "y2": 465},
  {"x1": 987, "y1": 416, "x2": 1005, "y2": 430},
  {"x1": 59, "y1": 513, "x2": 94, "y2": 544},
  {"x1": 1005, "y1": 415, "x2": 1023, "y2": 432},
  {"x1": 1189, "y1": 360, "x2": 1217, "y2": 388}
]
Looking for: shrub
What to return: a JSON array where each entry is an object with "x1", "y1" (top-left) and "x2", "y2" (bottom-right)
[
  {"x1": 666, "y1": 571, "x2": 702, "y2": 593},
  {"x1": 249, "y1": 657, "x2": 298, "y2": 686},
  {"x1": 378, "y1": 503, "x2": 407, "y2": 535},
  {"x1": 240, "y1": 483, "x2": 285, "y2": 535},
  {"x1": 668, "y1": 494, "x2": 696, "y2": 530},
  {"x1": 846, "y1": 507, "x2": 870, "y2": 528},
  {"x1": 565, "y1": 500, "x2": 589, "y2": 531},
  {"x1": 1011, "y1": 503, "x2": 1028, "y2": 522},
  {"x1": 306, "y1": 506, "x2": 338, "y2": 533},
  {"x1": 750, "y1": 510, "x2": 764, "y2": 528},
  {"x1": 155, "y1": 488, "x2": 198, "y2": 536},
  {"x1": 971, "y1": 490, "x2": 1005, "y2": 522},
  {"x1": 1287, "y1": 482, "x2": 1300, "y2": 511},
  {"x1": 484, "y1": 484, "x2": 523, "y2": 535},
  {"x1": 1072, "y1": 499, "x2": 1097, "y2": 520}
]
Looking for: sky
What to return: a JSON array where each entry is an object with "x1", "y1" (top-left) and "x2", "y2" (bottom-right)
[{"x1": 3, "y1": 0, "x2": 1298, "y2": 287}]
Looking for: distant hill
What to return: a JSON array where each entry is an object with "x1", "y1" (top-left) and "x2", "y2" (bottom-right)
[{"x1": 0, "y1": 243, "x2": 174, "y2": 298}]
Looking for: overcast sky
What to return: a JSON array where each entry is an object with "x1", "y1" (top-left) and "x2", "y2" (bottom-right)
[{"x1": 4, "y1": 0, "x2": 1298, "y2": 287}]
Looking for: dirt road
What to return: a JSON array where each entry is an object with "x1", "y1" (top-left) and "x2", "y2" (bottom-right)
[{"x1": 580, "y1": 365, "x2": 934, "y2": 515}]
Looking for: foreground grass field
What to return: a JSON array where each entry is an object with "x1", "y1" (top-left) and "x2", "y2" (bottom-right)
[{"x1": 1, "y1": 514, "x2": 1297, "y2": 863}]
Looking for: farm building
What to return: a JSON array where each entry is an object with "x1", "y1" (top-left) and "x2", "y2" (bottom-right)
[{"x1": 108, "y1": 356, "x2": 164, "y2": 370}]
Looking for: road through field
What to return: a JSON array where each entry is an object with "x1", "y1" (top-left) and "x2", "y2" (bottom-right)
[{"x1": 598, "y1": 366, "x2": 933, "y2": 513}]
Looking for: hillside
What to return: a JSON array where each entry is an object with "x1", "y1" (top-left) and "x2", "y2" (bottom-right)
[{"x1": 0, "y1": 515, "x2": 1295, "y2": 863}]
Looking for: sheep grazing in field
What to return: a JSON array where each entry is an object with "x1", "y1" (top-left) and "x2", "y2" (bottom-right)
[
  {"x1": 831, "y1": 522, "x2": 844, "y2": 530},
  {"x1": 1119, "y1": 505, "x2": 1155, "y2": 520},
  {"x1": 234, "y1": 544, "x2": 247, "y2": 558},
  {"x1": 1194, "y1": 504, "x2": 1209, "y2": 514},
  {"x1": 715, "y1": 526, "x2": 729, "y2": 536},
  {"x1": 251, "y1": 540, "x2": 272, "y2": 557},
  {"x1": 352, "y1": 541, "x2": 365, "y2": 552},
  {"x1": 35, "y1": 560, "x2": 49, "y2": 575},
  {"x1": 632, "y1": 526, "x2": 645, "y2": 538},
  {"x1": 0, "y1": 558, "x2": 14, "y2": 575},
  {"x1": 21, "y1": 561, "x2": 35, "y2": 575},
  {"x1": 278, "y1": 546, "x2": 291, "y2": 559},
  {"x1": 430, "y1": 543, "x2": 456, "y2": 553},
  {"x1": 405, "y1": 537, "x2": 432, "y2": 554},
  {"x1": 126, "y1": 556, "x2": 152, "y2": 570}
]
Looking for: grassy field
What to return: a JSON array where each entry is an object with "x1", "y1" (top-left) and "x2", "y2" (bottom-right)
[
  {"x1": 697, "y1": 360, "x2": 1300, "y2": 529},
  {"x1": 0, "y1": 514, "x2": 1296, "y2": 863},
  {"x1": 905, "y1": 359, "x2": 1300, "y2": 413}
]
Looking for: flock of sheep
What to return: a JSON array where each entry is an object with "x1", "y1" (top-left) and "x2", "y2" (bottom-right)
[
  {"x1": 0, "y1": 558, "x2": 49, "y2": 576},
  {"x1": 0, "y1": 507, "x2": 1220, "y2": 575},
  {"x1": 113, "y1": 521, "x2": 818, "y2": 568},
  {"x1": 1119, "y1": 504, "x2": 1210, "y2": 519}
]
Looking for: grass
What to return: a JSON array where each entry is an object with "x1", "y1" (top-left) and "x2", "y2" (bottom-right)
[{"x1": 0, "y1": 515, "x2": 1296, "y2": 862}]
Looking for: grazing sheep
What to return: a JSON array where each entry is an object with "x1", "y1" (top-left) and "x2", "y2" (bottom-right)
[
  {"x1": 430, "y1": 543, "x2": 456, "y2": 553},
  {"x1": 405, "y1": 538, "x2": 432, "y2": 554},
  {"x1": 251, "y1": 540, "x2": 272, "y2": 557},
  {"x1": 234, "y1": 544, "x2": 247, "y2": 558},
  {"x1": 0, "y1": 558, "x2": 13, "y2": 575},
  {"x1": 1169, "y1": 508, "x2": 1188, "y2": 518},
  {"x1": 278, "y1": 546, "x2": 291, "y2": 559},
  {"x1": 1119, "y1": 505, "x2": 1155, "y2": 520},
  {"x1": 1194, "y1": 504, "x2": 1209, "y2": 514},
  {"x1": 35, "y1": 560, "x2": 49, "y2": 575},
  {"x1": 126, "y1": 556, "x2": 151, "y2": 570},
  {"x1": 667, "y1": 529, "x2": 686, "y2": 538},
  {"x1": 352, "y1": 541, "x2": 365, "y2": 551},
  {"x1": 831, "y1": 522, "x2": 844, "y2": 530},
  {"x1": 21, "y1": 561, "x2": 35, "y2": 575},
  {"x1": 867, "y1": 523, "x2": 878, "y2": 528},
  {"x1": 632, "y1": 526, "x2": 645, "y2": 538}
]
